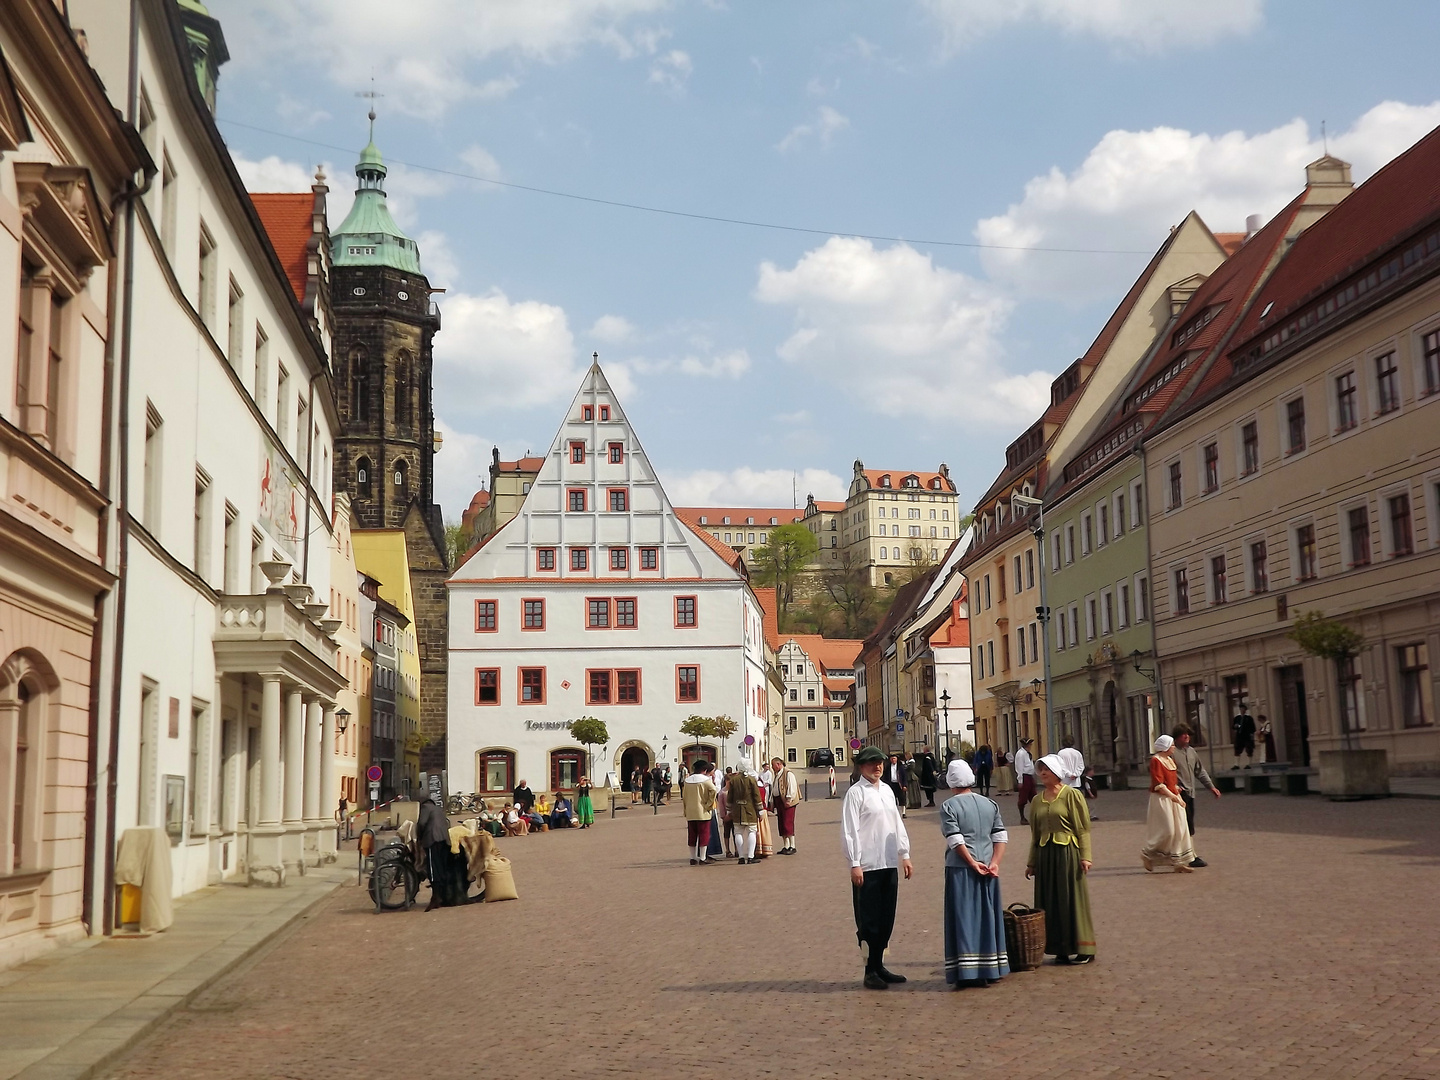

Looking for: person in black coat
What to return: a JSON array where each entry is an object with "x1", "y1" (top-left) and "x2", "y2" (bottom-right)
[
  {"x1": 917, "y1": 747, "x2": 939, "y2": 806},
  {"x1": 417, "y1": 795, "x2": 455, "y2": 910},
  {"x1": 512, "y1": 780, "x2": 535, "y2": 812},
  {"x1": 885, "y1": 755, "x2": 908, "y2": 809}
]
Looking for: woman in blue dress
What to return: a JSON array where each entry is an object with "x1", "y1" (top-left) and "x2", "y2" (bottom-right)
[{"x1": 940, "y1": 759, "x2": 1010, "y2": 988}]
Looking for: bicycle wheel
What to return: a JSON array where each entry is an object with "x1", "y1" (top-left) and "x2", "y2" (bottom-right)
[{"x1": 370, "y1": 863, "x2": 411, "y2": 911}]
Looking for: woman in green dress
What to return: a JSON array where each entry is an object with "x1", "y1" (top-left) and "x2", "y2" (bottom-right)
[
  {"x1": 575, "y1": 777, "x2": 595, "y2": 829},
  {"x1": 1024, "y1": 754, "x2": 1095, "y2": 965}
]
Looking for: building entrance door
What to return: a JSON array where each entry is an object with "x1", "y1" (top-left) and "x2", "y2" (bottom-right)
[
  {"x1": 619, "y1": 746, "x2": 650, "y2": 789},
  {"x1": 1277, "y1": 666, "x2": 1310, "y2": 766}
]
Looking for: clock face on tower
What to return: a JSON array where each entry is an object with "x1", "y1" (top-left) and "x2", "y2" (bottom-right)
[{"x1": 398, "y1": 290, "x2": 408, "y2": 300}]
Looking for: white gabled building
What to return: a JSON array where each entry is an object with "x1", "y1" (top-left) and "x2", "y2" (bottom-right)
[{"x1": 447, "y1": 361, "x2": 771, "y2": 797}]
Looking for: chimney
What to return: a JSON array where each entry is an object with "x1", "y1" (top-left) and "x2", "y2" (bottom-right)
[{"x1": 1245, "y1": 214, "x2": 1262, "y2": 239}]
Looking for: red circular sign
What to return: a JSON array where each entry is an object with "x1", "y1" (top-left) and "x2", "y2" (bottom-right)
[
  {"x1": 849, "y1": 739, "x2": 862, "y2": 750},
  {"x1": 366, "y1": 765, "x2": 383, "y2": 782}
]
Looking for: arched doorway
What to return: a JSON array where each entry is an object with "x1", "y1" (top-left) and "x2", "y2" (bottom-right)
[
  {"x1": 682, "y1": 743, "x2": 719, "y2": 772},
  {"x1": 619, "y1": 745, "x2": 651, "y2": 789}
]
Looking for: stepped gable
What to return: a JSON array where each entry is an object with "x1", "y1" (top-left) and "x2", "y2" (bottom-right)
[{"x1": 450, "y1": 360, "x2": 745, "y2": 583}]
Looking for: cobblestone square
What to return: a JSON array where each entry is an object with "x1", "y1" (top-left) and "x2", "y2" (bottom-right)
[{"x1": 102, "y1": 788, "x2": 1440, "y2": 1080}]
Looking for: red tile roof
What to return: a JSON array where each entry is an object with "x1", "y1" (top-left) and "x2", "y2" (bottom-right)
[
  {"x1": 808, "y1": 500, "x2": 846, "y2": 513},
  {"x1": 495, "y1": 457, "x2": 546, "y2": 473},
  {"x1": 249, "y1": 193, "x2": 312, "y2": 304},
  {"x1": 682, "y1": 519, "x2": 744, "y2": 570},
  {"x1": 753, "y1": 587, "x2": 780, "y2": 649},
  {"x1": 780, "y1": 634, "x2": 864, "y2": 674},
  {"x1": 1228, "y1": 133, "x2": 1440, "y2": 361},
  {"x1": 861, "y1": 469, "x2": 954, "y2": 493},
  {"x1": 675, "y1": 507, "x2": 804, "y2": 528},
  {"x1": 1214, "y1": 232, "x2": 1246, "y2": 256},
  {"x1": 459, "y1": 489, "x2": 490, "y2": 536}
]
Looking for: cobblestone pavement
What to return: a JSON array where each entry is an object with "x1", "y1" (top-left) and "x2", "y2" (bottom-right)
[{"x1": 101, "y1": 786, "x2": 1440, "y2": 1080}]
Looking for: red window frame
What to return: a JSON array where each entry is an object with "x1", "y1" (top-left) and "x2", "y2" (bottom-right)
[
  {"x1": 475, "y1": 599, "x2": 498, "y2": 632},
  {"x1": 567, "y1": 488, "x2": 588, "y2": 513},
  {"x1": 570, "y1": 547, "x2": 589, "y2": 571},
  {"x1": 599, "y1": 405, "x2": 610, "y2": 421},
  {"x1": 475, "y1": 668, "x2": 500, "y2": 705},
  {"x1": 639, "y1": 547, "x2": 658, "y2": 570},
  {"x1": 587, "y1": 598, "x2": 612, "y2": 628},
  {"x1": 616, "y1": 669, "x2": 641, "y2": 704},
  {"x1": 607, "y1": 487, "x2": 628, "y2": 512},
  {"x1": 675, "y1": 595, "x2": 697, "y2": 628},
  {"x1": 610, "y1": 547, "x2": 628, "y2": 571},
  {"x1": 614, "y1": 597, "x2": 637, "y2": 628},
  {"x1": 570, "y1": 441, "x2": 586, "y2": 464},
  {"x1": 677, "y1": 665, "x2": 700, "y2": 702},
  {"x1": 478, "y1": 750, "x2": 514, "y2": 793},
  {"x1": 522, "y1": 598, "x2": 545, "y2": 630},
  {"x1": 582, "y1": 405, "x2": 594, "y2": 421},
  {"x1": 536, "y1": 547, "x2": 556, "y2": 571},
  {"x1": 519, "y1": 667, "x2": 546, "y2": 704},
  {"x1": 587, "y1": 669, "x2": 612, "y2": 704},
  {"x1": 608, "y1": 442, "x2": 623, "y2": 463}
]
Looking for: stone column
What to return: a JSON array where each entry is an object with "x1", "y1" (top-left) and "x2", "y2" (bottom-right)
[
  {"x1": 249, "y1": 674, "x2": 286, "y2": 886},
  {"x1": 282, "y1": 686, "x2": 305, "y2": 873},
  {"x1": 302, "y1": 697, "x2": 322, "y2": 865},
  {"x1": 319, "y1": 702, "x2": 338, "y2": 861}
]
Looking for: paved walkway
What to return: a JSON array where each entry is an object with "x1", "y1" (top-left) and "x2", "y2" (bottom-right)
[
  {"x1": 17, "y1": 789, "x2": 1440, "y2": 1080},
  {"x1": 0, "y1": 865, "x2": 348, "y2": 1080}
]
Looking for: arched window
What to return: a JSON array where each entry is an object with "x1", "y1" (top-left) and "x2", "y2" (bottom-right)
[
  {"x1": 2, "y1": 650, "x2": 57, "y2": 875},
  {"x1": 356, "y1": 457, "x2": 371, "y2": 499},
  {"x1": 393, "y1": 458, "x2": 408, "y2": 496},
  {"x1": 350, "y1": 348, "x2": 369, "y2": 422},
  {"x1": 477, "y1": 749, "x2": 515, "y2": 794},
  {"x1": 393, "y1": 352, "x2": 410, "y2": 430},
  {"x1": 550, "y1": 748, "x2": 586, "y2": 792}
]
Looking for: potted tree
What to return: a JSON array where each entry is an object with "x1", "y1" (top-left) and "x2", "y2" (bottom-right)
[
  {"x1": 567, "y1": 716, "x2": 610, "y2": 790},
  {"x1": 1289, "y1": 612, "x2": 1389, "y2": 799}
]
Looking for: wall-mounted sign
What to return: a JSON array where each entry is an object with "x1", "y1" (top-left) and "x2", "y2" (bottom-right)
[
  {"x1": 258, "y1": 445, "x2": 301, "y2": 555},
  {"x1": 524, "y1": 720, "x2": 571, "y2": 731}
]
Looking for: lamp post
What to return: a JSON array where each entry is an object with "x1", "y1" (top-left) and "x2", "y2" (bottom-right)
[
  {"x1": 939, "y1": 690, "x2": 951, "y2": 760},
  {"x1": 1013, "y1": 494, "x2": 1055, "y2": 753}
]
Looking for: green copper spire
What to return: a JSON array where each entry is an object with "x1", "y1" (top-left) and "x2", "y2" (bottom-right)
[
  {"x1": 177, "y1": 0, "x2": 229, "y2": 114},
  {"x1": 331, "y1": 110, "x2": 422, "y2": 275}
]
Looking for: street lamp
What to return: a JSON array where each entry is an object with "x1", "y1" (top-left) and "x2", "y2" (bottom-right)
[
  {"x1": 1013, "y1": 493, "x2": 1055, "y2": 753},
  {"x1": 939, "y1": 690, "x2": 951, "y2": 760},
  {"x1": 335, "y1": 707, "x2": 351, "y2": 736}
]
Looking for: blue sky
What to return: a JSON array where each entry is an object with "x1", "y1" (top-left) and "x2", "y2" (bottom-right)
[{"x1": 211, "y1": 0, "x2": 1440, "y2": 519}]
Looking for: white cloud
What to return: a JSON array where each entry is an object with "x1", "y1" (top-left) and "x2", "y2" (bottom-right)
[
  {"x1": 233, "y1": 153, "x2": 325, "y2": 194},
  {"x1": 433, "y1": 288, "x2": 584, "y2": 415},
  {"x1": 777, "y1": 105, "x2": 850, "y2": 153},
  {"x1": 589, "y1": 315, "x2": 636, "y2": 343},
  {"x1": 219, "y1": 0, "x2": 670, "y2": 116},
  {"x1": 459, "y1": 145, "x2": 504, "y2": 181},
  {"x1": 648, "y1": 49, "x2": 693, "y2": 94},
  {"x1": 756, "y1": 237, "x2": 1048, "y2": 423},
  {"x1": 919, "y1": 0, "x2": 1263, "y2": 52},
  {"x1": 975, "y1": 100, "x2": 1440, "y2": 303},
  {"x1": 432, "y1": 417, "x2": 495, "y2": 521},
  {"x1": 663, "y1": 467, "x2": 847, "y2": 507},
  {"x1": 415, "y1": 230, "x2": 459, "y2": 285},
  {"x1": 678, "y1": 349, "x2": 750, "y2": 378}
]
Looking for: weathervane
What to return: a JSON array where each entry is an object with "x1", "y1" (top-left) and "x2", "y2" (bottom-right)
[{"x1": 356, "y1": 75, "x2": 384, "y2": 138}]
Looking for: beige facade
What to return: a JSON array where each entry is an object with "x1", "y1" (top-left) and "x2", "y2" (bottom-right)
[
  {"x1": 0, "y1": 0, "x2": 147, "y2": 968},
  {"x1": 327, "y1": 496, "x2": 364, "y2": 809},
  {"x1": 834, "y1": 461, "x2": 959, "y2": 588},
  {"x1": 777, "y1": 636, "x2": 860, "y2": 768},
  {"x1": 675, "y1": 506, "x2": 805, "y2": 567},
  {"x1": 469, "y1": 451, "x2": 542, "y2": 544},
  {"x1": 1148, "y1": 145, "x2": 1440, "y2": 775}
]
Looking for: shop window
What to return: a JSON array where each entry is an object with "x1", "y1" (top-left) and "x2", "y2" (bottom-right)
[{"x1": 551, "y1": 750, "x2": 585, "y2": 791}]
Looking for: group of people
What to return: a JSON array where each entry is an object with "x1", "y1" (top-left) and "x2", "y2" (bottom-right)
[
  {"x1": 878, "y1": 748, "x2": 941, "y2": 812},
  {"x1": 841, "y1": 743, "x2": 1098, "y2": 992},
  {"x1": 473, "y1": 778, "x2": 596, "y2": 838},
  {"x1": 1142, "y1": 726, "x2": 1221, "y2": 871},
  {"x1": 629, "y1": 764, "x2": 674, "y2": 806},
  {"x1": 680, "y1": 756, "x2": 801, "y2": 865}
]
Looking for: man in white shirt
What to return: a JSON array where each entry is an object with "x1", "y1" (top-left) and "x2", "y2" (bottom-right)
[
  {"x1": 1013, "y1": 738, "x2": 1036, "y2": 824},
  {"x1": 1057, "y1": 736, "x2": 1085, "y2": 790},
  {"x1": 841, "y1": 746, "x2": 912, "y2": 990}
]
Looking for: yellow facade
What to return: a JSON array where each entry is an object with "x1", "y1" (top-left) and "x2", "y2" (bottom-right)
[{"x1": 353, "y1": 530, "x2": 422, "y2": 795}]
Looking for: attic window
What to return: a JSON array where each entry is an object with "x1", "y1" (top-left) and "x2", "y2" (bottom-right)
[
  {"x1": 746, "y1": 517, "x2": 755, "y2": 525},
  {"x1": 1260, "y1": 301, "x2": 1274, "y2": 319},
  {"x1": 931, "y1": 478, "x2": 942, "y2": 489},
  {"x1": 769, "y1": 517, "x2": 778, "y2": 525},
  {"x1": 600, "y1": 406, "x2": 610, "y2": 421},
  {"x1": 347, "y1": 246, "x2": 376, "y2": 257},
  {"x1": 699, "y1": 516, "x2": 708, "y2": 525},
  {"x1": 722, "y1": 516, "x2": 731, "y2": 525},
  {"x1": 880, "y1": 475, "x2": 891, "y2": 488}
]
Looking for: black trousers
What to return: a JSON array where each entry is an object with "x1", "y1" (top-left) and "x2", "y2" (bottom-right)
[
  {"x1": 976, "y1": 766, "x2": 992, "y2": 796},
  {"x1": 1181, "y1": 792, "x2": 1196, "y2": 836},
  {"x1": 852, "y1": 868, "x2": 899, "y2": 966}
]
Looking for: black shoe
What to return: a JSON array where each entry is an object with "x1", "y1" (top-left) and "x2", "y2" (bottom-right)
[
  {"x1": 863, "y1": 971, "x2": 889, "y2": 990},
  {"x1": 1190, "y1": 858, "x2": 1208, "y2": 868},
  {"x1": 877, "y1": 967, "x2": 907, "y2": 984},
  {"x1": 1053, "y1": 954, "x2": 1072, "y2": 965},
  {"x1": 1071, "y1": 954, "x2": 1096, "y2": 965},
  {"x1": 689, "y1": 858, "x2": 698, "y2": 865}
]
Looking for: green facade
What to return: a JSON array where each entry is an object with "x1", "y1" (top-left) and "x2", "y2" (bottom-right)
[{"x1": 1042, "y1": 451, "x2": 1159, "y2": 782}]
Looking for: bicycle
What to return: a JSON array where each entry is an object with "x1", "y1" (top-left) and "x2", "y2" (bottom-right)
[{"x1": 368, "y1": 837, "x2": 419, "y2": 912}]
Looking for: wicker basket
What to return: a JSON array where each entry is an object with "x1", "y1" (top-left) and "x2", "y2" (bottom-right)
[{"x1": 1003, "y1": 903, "x2": 1046, "y2": 971}]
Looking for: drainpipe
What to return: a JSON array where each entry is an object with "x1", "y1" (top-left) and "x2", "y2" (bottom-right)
[
  {"x1": 300, "y1": 372, "x2": 320, "y2": 581},
  {"x1": 100, "y1": 0, "x2": 150, "y2": 937},
  {"x1": 1136, "y1": 442, "x2": 1171, "y2": 775}
]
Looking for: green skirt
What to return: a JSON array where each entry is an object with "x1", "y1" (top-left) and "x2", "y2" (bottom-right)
[
  {"x1": 1034, "y1": 842, "x2": 1095, "y2": 957},
  {"x1": 576, "y1": 795, "x2": 594, "y2": 824}
]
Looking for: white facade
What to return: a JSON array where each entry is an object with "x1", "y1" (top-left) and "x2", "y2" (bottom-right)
[
  {"x1": 73, "y1": 0, "x2": 345, "y2": 897},
  {"x1": 448, "y1": 363, "x2": 770, "y2": 796}
]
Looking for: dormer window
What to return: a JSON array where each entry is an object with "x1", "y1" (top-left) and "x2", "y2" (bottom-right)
[
  {"x1": 722, "y1": 516, "x2": 731, "y2": 525},
  {"x1": 931, "y1": 478, "x2": 941, "y2": 489},
  {"x1": 769, "y1": 517, "x2": 778, "y2": 525},
  {"x1": 699, "y1": 516, "x2": 708, "y2": 525},
  {"x1": 746, "y1": 517, "x2": 755, "y2": 525},
  {"x1": 880, "y1": 475, "x2": 891, "y2": 488}
]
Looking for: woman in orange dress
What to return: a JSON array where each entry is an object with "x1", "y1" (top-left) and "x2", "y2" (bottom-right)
[{"x1": 1141, "y1": 735, "x2": 1194, "y2": 873}]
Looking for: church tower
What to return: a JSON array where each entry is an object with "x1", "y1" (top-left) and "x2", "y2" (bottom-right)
[{"x1": 331, "y1": 117, "x2": 450, "y2": 768}]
